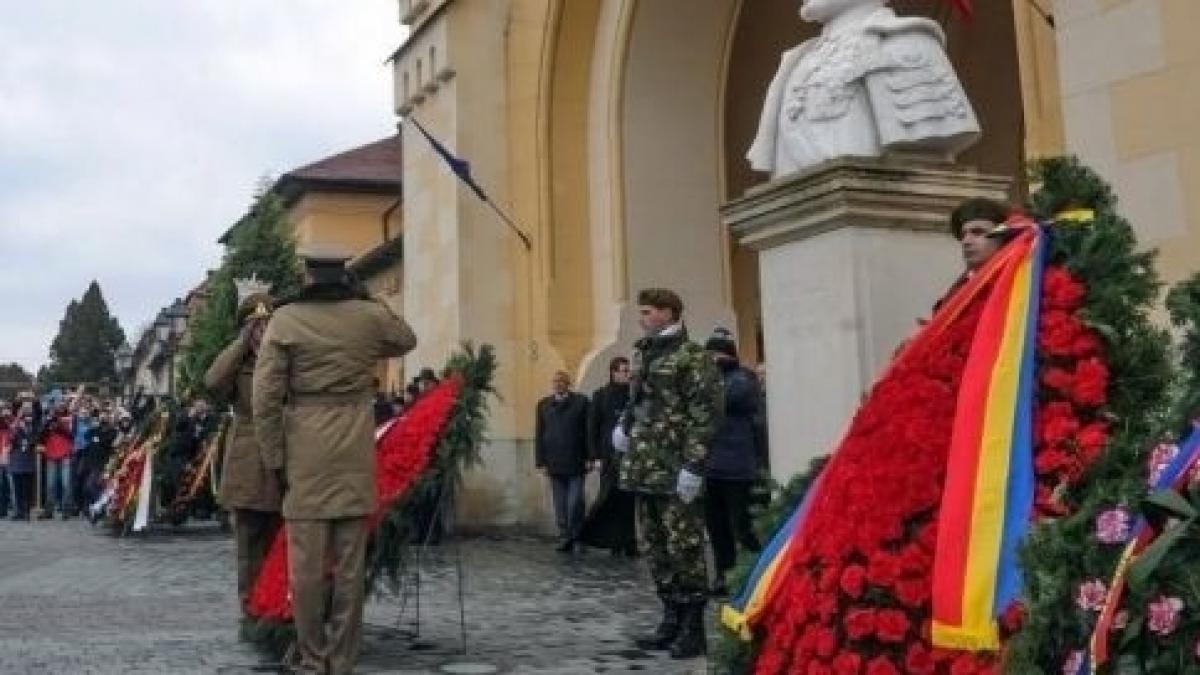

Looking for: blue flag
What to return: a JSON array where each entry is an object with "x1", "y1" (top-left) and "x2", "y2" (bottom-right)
[{"x1": 404, "y1": 116, "x2": 531, "y2": 250}]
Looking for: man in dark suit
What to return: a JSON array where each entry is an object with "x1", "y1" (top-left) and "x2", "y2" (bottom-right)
[{"x1": 535, "y1": 370, "x2": 592, "y2": 553}]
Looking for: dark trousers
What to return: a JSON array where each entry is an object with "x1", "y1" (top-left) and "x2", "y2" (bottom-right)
[
  {"x1": 704, "y1": 478, "x2": 761, "y2": 573},
  {"x1": 235, "y1": 509, "x2": 282, "y2": 608},
  {"x1": 548, "y1": 473, "x2": 585, "y2": 542},
  {"x1": 0, "y1": 467, "x2": 10, "y2": 515},
  {"x1": 73, "y1": 455, "x2": 95, "y2": 511},
  {"x1": 10, "y1": 472, "x2": 34, "y2": 518}
]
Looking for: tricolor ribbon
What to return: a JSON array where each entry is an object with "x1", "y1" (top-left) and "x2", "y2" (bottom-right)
[
  {"x1": 721, "y1": 472, "x2": 824, "y2": 640},
  {"x1": 932, "y1": 226, "x2": 1045, "y2": 650},
  {"x1": 1083, "y1": 424, "x2": 1200, "y2": 673}
]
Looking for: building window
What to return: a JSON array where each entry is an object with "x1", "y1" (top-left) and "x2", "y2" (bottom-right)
[
  {"x1": 403, "y1": 71, "x2": 410, "y2": 101},
  {"x1": 429, "y1": 45, "x2": 437, "y2": 76},
  {"x1": 416, "y1": 58, "x2": 423, "y2": 86}
]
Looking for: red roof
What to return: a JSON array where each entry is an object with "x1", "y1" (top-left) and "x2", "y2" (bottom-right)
[
  {"x1": 218, "y1": 135, "x2": 404, "y2": 244},
  {"x1": 282, "y1": 134, "x2": 403, "y2": 187}
]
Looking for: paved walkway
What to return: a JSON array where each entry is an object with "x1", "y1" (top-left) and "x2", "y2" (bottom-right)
[{"x1": 0, "y1": 519, "x2": 712, "y2": 674}]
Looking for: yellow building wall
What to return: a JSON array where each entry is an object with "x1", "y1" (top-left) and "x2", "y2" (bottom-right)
[
  {"x1": 362, "y1": 258, "x2": 406, "y2": 394},
  {"x1": 286, "y1": 192, "x2": 400, "y2": 258},
  {"x1": 1055, "y1": 0, "x2": 1200, "y2": 285}
]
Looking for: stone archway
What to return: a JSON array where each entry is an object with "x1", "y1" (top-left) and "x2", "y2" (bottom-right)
[{"x1": 571, "y1": 0, "x2": 743, "y2": 389}]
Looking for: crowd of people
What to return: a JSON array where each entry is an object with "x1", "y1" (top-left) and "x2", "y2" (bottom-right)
[
  {"x1": 0, "y1": 387, "x2": 230, "y2": 524},
  {"x1": 0, "y1": 389, "x2": 133, "y2": 521}
]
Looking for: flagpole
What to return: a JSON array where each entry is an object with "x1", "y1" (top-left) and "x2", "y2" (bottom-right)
[{"x1": 400, "y1": 116, "x2": 532, "y2": 251}]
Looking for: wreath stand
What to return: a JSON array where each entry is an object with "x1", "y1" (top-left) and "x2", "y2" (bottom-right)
[{"x1": 366, "y1": 474, "x2": 470, "y2": 656}]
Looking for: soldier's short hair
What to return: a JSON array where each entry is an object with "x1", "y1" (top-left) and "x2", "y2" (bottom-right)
[
  {"x1": 950, "y1": 198, "x2": 1009, "y2": 240},
  {"x1": 636, "y1": 288, "x2": 684, "y2": 320}
]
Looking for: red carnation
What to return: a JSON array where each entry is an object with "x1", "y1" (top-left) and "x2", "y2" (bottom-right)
[
  {"x1": 1039, "y1": 310, "x2": 1084, "y2": 356},
  {"x1": 898, "y1": 545, "x2": 928, "y2": 573},
  {"x1": 1041, "y1": 366, "x2": 1073, "y2": 394},
  {"x1": 867, "y1": 553, "x2": 900, "y2": 588},
  {"x1": 844, "y1": 608, "x2": 876, "y2": 640},
  {"x1": 874, "y1": 609, "x2": 911, "y2": 643},
  {"x1": 1039, "y1": 401, "x2": 1080, "y2": 445},
  {"x1": 1071, "y1": 357, "x2": 1109, "y2": 407},
  {"x1": 832, "y1": 652, "x2": 862, "y2": 675},
  {"x1": 1043, "y1": 267, "x2": 1086, "y2": 310},
  {"x1": 819, "y1": 566, "x2": 840, "y2": 591},
  {"x1": 1035, "y1": 448, "x2": 1073, "y2": 475},
  {"x1": 905, "y1": 643, "x2": 936, "y2": 675},
  {"x1": 865, "y1": 655, "x2": 900, "y2": 675},
  {"x1": 807, "y1": 662, "x2": 833, "y2": 675},
  {"x1": 815, "y1": 627, "x2": 838, "y2": 658},
  {"x1": 799, "y1": 625, "x2": 820, "y2": 653},
  {"x1": 815, "y1": 591, "x2": 839, "y2": 621},
  {"x1": 1075, "y1": 417, "x2": 1108, "y2": 454},
  {"x1": 895, "y1": 577, "x2": 930, "y2": 608},
  {"x1": 839, "y1": 565, "x2": 867, "y2": 599},
  {"x1": 756, "y1": 646, "x2": 786, "y2": 675},
  {"x1": 950, "y1": 654, "x2": 979, "y2": 675}
]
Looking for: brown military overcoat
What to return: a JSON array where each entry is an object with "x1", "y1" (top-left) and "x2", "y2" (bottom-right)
[
  {"x1": 205, "y1": 334, "x2": 282, "y2": 512},
  {"x1": 252, "y1": 293, "x2": 417, "y2": 520}
]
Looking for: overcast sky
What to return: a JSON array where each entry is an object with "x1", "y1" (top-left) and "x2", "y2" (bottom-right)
[{"x1": 0, "y1": 0, "x2": 403, "y2": 374}]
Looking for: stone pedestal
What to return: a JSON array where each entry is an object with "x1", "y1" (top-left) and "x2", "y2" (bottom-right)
[{"x1": 724, "y1": 157, "x2": 1009, "y2": 482}]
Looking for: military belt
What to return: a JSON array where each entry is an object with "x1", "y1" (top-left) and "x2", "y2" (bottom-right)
[{"x1": 288, "y1": 391, "x2": 371, "y2": 407}]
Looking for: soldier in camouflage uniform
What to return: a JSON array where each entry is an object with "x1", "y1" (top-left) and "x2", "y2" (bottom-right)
[{"x1": 614, "y1": 288, "x2": 722, "y2": 659}]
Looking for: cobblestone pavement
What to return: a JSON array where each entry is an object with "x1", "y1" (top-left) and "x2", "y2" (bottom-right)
[{"x1": 0, "y1": 519, "x2": 713, "y2": 674}]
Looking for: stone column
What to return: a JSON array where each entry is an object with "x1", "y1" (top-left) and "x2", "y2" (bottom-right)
[{"x1": 724, "y1": 157, "x2": 1009, "y2": 482}]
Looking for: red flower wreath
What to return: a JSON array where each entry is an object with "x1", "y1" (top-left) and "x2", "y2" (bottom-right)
[
  {"x1": 749, "y1": 263, "x2": 1110, "y2": 674},
  {"x1": 246, "y1": 377, "x2": 462, "y2": 621}
]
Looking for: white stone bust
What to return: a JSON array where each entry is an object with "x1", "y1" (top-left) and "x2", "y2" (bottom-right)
[{"x1": 747, "y1": 0, "x2": 981, "y2": 179}]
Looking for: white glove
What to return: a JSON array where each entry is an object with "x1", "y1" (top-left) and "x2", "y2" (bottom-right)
[
  {"x1": 611, "y1": 425, "x2": 630, "y2": 453},
  {"x1": 676, "y1": 467, "x2": 703, "y2": 504}
]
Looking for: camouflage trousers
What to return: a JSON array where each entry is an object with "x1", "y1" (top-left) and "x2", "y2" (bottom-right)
[{"x1": 637, "y1": 493, "x2": 708, "y2": 603}]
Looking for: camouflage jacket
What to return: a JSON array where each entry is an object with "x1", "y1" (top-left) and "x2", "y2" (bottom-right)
[{"x1": 619, "y1": 326, "x2": 723, "y2": 494}]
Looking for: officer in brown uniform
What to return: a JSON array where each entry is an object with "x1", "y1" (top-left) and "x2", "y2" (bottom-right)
[
  {"x1": 204, "y1": 288, "x2": 281, "y2": 615},
  {"x1": 252, "y1": 247, "x2": 417, "y2": 675}
]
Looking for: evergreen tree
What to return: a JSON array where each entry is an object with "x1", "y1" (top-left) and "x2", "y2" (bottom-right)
[
  {"x1": 43, "y1": 281, "x2": 127, "y2": 387},
  {"x1": 178, "y1": 184, "x2": 303, "y2": 395},
  {"x1": 1166, "y1": 271, "x2": 1200, "y2": 431},
  {"x1": 0, "y1": 362, "x2": 35, "y2": 400}
]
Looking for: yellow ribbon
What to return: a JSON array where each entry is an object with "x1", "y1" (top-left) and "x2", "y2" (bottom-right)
[{"x1": 1055, "y1": 208, "x2": 1095, "y2": 225}]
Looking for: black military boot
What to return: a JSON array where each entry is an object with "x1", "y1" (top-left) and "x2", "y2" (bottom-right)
[
  {"x1": 634, "y1": 597, "x2": 680, "y2": 651},
  {"x1": 669, "y1": 601, "x2": 707, "y2": 659}
]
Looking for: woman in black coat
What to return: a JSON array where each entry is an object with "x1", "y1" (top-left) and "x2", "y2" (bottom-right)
[
  {"x1": 577, "y1": 356, "x2": 636, "y2": 556},
  {"x1": 703, "y1": 330, "x2": 764, "y2": 594}
]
